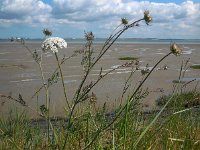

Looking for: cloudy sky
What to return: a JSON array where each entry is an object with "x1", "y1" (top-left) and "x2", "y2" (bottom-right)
[{"x1": 0, "y1": 0, "x2": 200, "y2": 39}]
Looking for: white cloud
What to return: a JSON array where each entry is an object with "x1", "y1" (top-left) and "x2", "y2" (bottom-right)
[
  {"x1": 0, "y1": 0, "x2": 52, "y2": 24},
  {"x1": 51, "y1": 0, "x2": 199, "y2": 26},
  {"x1": 0, "y1": 0, "x2": 199, "y2": 38}
]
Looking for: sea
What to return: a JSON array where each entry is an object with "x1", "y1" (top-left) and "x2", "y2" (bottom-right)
[{"x1": 0, "y1": 38, "x2": 200, "y2": 44}]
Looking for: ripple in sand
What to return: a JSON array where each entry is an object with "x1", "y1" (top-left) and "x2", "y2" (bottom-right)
[
  {"x1": 182, "y1": 50, "x2": 192, "y2": 55},
  {"x1": 182, "y1": 77, "x2": 200, "y2": 81},
  {"x1": 155, "y1": 52, "x2": 166, "y2": 55},
  {"x1": 0, "y1": 58, "x2": 34, "y2": 63},
  {"x1": 0, "y1": 64, "x2": 27, "y2": 69},
  {"x1": 64, "y1": 80, "x2": 77, "y2": 84},
  {"x1": 17, "y1": 73, "x2": 36, "y2": 78},
  {"x1": 0, "y1": 52, "x2": 11, "y2": 55},
  {"x1": 111, "y1": 65, "x2": 121, "y2": 69},
  {"x1": 93, "y1": 68, "x2": 130, "y2": 72},
  {"x1": 10, "y1": 78, "x2": 39, "y2": 83},
  {"x1": 44, "y1": 54, "x2": 53, "y2": 57}
]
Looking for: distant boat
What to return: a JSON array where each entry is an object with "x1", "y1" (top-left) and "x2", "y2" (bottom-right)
[{"x1": 9, "y1": 37, "x2": 24, "y2": 43}]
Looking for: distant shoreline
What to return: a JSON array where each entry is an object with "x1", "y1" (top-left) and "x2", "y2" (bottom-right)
[{"x1": 1, "y1": 38, "x2": 200, "y2": 44}]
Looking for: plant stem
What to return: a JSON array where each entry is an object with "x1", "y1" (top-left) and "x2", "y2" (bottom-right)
[
  {"x1": 39, "y1": 62, "x2": 49, "y2": 109},
  {"x1": 31, "y1": 53, "x2": 77, "y2": 99},
  {"x1": 132, "y1": 92, "x2": 176, "y2": 148},
  {"x1": 38, "y1": 59, "x2": 50, "y2": 142},
  {"x1": 84, "y1": 52, "x2": 172, "y2": 149},
  {"x1": 55, "y1": 53, "x2": 70, "y2": 110},
  {"x1": 63, "y1": 18, "x2": 145, "y2": 150}
]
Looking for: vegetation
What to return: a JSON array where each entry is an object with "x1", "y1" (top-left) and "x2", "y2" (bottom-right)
[
  {"x1": 1, "y1": 11, "x2": 199, "y2": 150},
  {"x1": 1, "y1": 97, "x2": 200, "y2": 149},
  {"x1": 172, "y1": 80, "x2": 186, "y2": 84},
  {"x1": 118, "y1": 56, "x2": 139, "y2": 61},
  {"x1": 156, "y1": 91, "x2": 200, "y2": 109},
  {"x1": 190, "y1": 65, "x2": 200, "y2": 69}
]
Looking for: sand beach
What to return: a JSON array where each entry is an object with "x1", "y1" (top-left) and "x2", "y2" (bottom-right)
[{"x1": 0, "y1": 41, "x2": 199, "y2": 118}]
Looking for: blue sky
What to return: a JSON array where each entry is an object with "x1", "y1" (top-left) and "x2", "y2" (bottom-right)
[{"x1": 0, "y1": 0, "x2": 200, "y2": 39}]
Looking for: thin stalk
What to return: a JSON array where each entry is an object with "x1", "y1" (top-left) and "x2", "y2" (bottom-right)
[
  {"x1": 31, "y1": 53, "x2": 77, "y2": 99},
  {"x1": 88, "y1": 41, "x2": 92, "y2": 68},
  {"x1": 78, "y1": 63, "x2": 133, "y2": 103},
  {"x1": 38, "y1": 57, "x2": 50, "y2": 142},
  {"x1": 85, "y1": 117, "x2": 89, "y2": 146},
  {"x1": 178, "y1": 61, "x2": 183, "y2": 82},
  {"x1": 123, "y1": 101, "x2": 129, "y2": 150},
  {"x1": 0, "y1": 93, "x2": 45, "y2": 117},
  {"x1": 38, "y1": 62, "x2": 49, "y2": 109},
  {"x1": 99, "y1": 29, "x2": 123, "y2": 56},
  {"x1": 63, "y1": 18, "x2": 145, "y2": 150},
  {"x1": 84, "y1": 52, "x2": 172, "y2": 149},
  {"x1": 55, "y1": 52, "x2": 70, "y2": 110},
  {"x1": 74, "y1": 18, "x2": 144, "y2": 104},
  {"x1": 132, "y1": 92, "x2": 176, "y2": 148},
  {"x1": 120, "y1": 68, "x2": 135, "y2": 105},
  {"x1": 112, "y1": 125, "x2": 115, "y2": 150}
]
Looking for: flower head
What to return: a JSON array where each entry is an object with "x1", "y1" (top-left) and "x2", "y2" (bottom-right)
[
  {"x1": 170, "y1": 43, "x2": 182, "y2": 56},
  {"x1": 144, "y1": 11, "x2": 152, "y2": 25},
  {"x1": 42, "y1": 37, "x2": 67, "y2": 53}
]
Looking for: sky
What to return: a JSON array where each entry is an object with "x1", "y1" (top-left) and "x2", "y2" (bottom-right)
[{"x1": 0, "y1": 0, "x2": 200, "y2": 39}]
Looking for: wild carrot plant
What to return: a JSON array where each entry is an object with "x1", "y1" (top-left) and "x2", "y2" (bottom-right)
[{"x1": 1, "y1": 11, "x2": 200, "y2": 150}]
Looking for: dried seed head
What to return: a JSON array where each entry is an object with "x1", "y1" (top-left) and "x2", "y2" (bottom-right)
[
  {"x1": 144, "y1": 11, "x2": 152, "y2": 25},
  {"x1": 85, "y1": 31, "x2": 94, "y2": 41},
  {"x1": 43, "y1": 29, "x2": 52, "y2": 37},
  {"x1": 121, "y1": 18, "x2": 128, "y2": 25},
  {"x1": 170, "y1": 43, "x2": 182, "y2": 56},
  {"x1": 90, "y1": 92, "x2": 97, "y2": 103}
]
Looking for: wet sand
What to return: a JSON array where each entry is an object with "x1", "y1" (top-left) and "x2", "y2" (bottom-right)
[{"x1": 0, "y1": 42, "x2": 200, "y2": 118}]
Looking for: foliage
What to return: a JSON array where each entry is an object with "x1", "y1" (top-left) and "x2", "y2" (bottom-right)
[
  {"x1": 156, "y1": 91, "x2": 200, "y2": 109},
  {"x1": 118, "y1": 56, "x2": 138, "y2": 61},
  {"x1": 190, "y1": 65, "x2": 200, "y2": 69}
]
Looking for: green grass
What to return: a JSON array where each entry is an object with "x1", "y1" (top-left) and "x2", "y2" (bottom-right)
[
  {"x1": 156, "y1": 91, "x2": 200, "y2": 109},
  {"x1": 172, "y1": 80, "x2": 186, "y2": 84},
  {"x1": 118, "y1": 56, "x2": 138, "y2": 60},
  {"x1": 190, "y1": 65, "x2": 200, "y2": 69},
  {"x1": 1, "y1": 93, "x2": 200, "y2": 150}
]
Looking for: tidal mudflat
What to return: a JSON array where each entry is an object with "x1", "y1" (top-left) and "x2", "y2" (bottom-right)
[{"x1": 0, "y1": 42, "x2": 199, "y2": 118}]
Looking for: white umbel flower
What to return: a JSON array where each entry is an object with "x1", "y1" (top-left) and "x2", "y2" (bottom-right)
[{"x1": 42, "y1": 37, "x2": 67, "y2": 53}]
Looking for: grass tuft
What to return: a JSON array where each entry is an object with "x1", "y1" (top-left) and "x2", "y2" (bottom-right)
[
  {"x1": 118, "y1": 56, "x2": 138, "y2": 60},
  {"x1": 172, "y1": 80, "x2": 186, "y2": 84},
  {"x1": 190, "y1": 65, "x2": 200, "y2": 69},
  {"x1": 156, "y1": 91, "x2": 200, "y2": 109}
]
